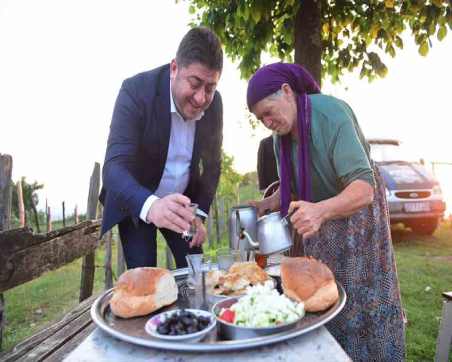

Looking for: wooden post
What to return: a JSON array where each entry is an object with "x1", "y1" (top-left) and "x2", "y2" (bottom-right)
[
  {"x1": 79, "y1": 162, "x2": 100, "y2": 302},
  {"x1": 62, "y1": 201, "x2": 66, "y2": 227},
  {"x1": 116, "y1": 234, "x2": 126, "y2": 277},
  {"x1": 104, "y1": 230, "x2": 113, "y2": 289},
  {"x1": 0, "y1": 153, "x2": 13, "y2": 350},
  {"x1": 74, "y1": 204, "x2": 79, "y2": 224},
  {"x1": 47, "y1": 206, "x2": 52, "y2": 232},
  {"x1": 17, "y1": 180, "x2": 25, "y2": 227},
  {"x1": 45, "y1": 198, "x2": 48, "y2": 229}
]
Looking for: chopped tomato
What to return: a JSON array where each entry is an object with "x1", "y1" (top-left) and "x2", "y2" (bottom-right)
[{"x1": 219, "y1": 309, "x2": 235, "y2": 323}]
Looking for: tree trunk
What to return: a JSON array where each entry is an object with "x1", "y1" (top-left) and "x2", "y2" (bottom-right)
[{"x1": 294, "y1": 0, "x2": 322, "y2": 86}]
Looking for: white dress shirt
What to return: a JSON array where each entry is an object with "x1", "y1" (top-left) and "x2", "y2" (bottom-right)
[{"x1": 139, "y1": 81, "x2": 203, "y2": 223}]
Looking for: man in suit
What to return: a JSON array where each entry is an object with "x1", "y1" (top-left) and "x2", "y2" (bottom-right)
[{"x1": 99, "y1": 27, "x2": 223, "y2": 268}]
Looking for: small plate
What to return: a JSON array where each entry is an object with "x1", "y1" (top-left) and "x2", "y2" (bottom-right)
[{"x1": 145, "y1": 309, "x2": 216, "y2": 343}]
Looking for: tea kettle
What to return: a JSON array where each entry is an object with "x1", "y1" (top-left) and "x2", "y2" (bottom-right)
[{"x1": 228, "y1": 206, "x2": 293, "y2": 256}]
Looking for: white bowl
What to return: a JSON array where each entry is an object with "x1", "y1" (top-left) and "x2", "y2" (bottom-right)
[{"x1": 145, "y1": 309, "x2": 216, "y2": 343}]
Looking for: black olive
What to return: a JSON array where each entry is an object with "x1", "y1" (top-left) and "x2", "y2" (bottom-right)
[
  {"x1": 157, "y1": 325, "x2": 169, "y2": 335},
  {"x1": 181, "y1": 317, "x2": 192, "y2": 326}
]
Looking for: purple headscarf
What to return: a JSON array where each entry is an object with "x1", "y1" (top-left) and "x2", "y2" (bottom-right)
[{"x1": 247, "y1": 63, "x2": 321, "y2": 216}]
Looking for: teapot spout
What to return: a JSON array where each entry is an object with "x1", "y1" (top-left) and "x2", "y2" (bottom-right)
[{"x1": 242, "y1": 229, "x2": 259, "y2": 248}]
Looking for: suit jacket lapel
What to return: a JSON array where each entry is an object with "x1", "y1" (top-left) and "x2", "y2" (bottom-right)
[{"x1": 154, "y1": 66, "x2": 171, "y2": 163}]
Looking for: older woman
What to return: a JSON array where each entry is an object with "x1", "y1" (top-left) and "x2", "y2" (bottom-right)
[{"x1": 248, "y1": 63, "x2": 405, "y2": 361}]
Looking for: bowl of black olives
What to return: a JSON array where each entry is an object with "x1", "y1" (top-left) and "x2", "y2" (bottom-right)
[{"x1": 145, "y1": 309, "x2": 216, "y2": 342}]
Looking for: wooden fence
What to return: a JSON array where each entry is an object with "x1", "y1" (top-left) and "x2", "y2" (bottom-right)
[
  {"x1": 0, "y1": 156, "x2": 121, "y2": 350},
  {"x1": 0, "y1": 153, "x2": 236, "y2": 350}
]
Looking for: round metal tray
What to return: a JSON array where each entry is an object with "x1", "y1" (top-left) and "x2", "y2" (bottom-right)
[{"x1": 91, "y1": 275, "x2": 346, "y2": 352}]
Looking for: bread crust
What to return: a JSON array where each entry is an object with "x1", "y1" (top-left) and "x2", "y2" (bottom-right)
[
  {"x1": 110, "y1": 267, "x2": 178, "y2": 318},
  {"x1": 281, "y1": 256, "x2": 339, "y2": 312}
]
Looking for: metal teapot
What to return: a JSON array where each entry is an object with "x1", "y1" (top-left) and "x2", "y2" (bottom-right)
[{"x1": 228, "y1": 206, "x2": 293, "y2": 257}]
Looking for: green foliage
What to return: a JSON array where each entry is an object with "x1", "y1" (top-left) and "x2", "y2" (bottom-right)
[
  {"x1": 240, "y1": 171, "x2": 258, "y2": 187},
  {"x1": 11, "y1": 177, "x2": 44, "y2": 229},
  {"x1": 185, "y1": 0, "x2": 452, "y2": 82},
  {"x1": 216, "y1": 150, "x2": 242, "y2": 203},
  {"x1": 11, "y1": 177, "x2": 43, "y2": 214}
]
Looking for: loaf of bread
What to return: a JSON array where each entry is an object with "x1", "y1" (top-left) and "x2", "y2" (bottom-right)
[
  {"x1": 280, "y1": 256, "x2": 339, "y2": 312},
  {"x1": 110, "y1": 267, "x2": 178, "y2": 318}
]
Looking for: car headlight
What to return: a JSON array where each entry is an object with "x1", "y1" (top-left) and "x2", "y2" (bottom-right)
[{"x1": 432, "y1": 185, "x2": 442, "y2": 195}]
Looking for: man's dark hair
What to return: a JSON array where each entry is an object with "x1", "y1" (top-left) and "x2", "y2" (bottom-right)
[{"x1": 176, "y1": 27, "x2": 223, "y2": 72}]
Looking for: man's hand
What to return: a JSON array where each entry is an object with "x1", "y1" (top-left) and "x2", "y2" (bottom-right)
[
  {"x1": 189, "y1": 217, "x2": 207, "y2": 248},
  {"x1": 288, "y1": 200, "x2": 327, "y2": 238},
  {"x1": 146, "y1": 194, "x2": 194, "y2": 233}
]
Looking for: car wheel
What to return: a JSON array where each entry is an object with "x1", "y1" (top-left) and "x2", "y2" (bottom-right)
[{"x1": 410, "y1": 218, "x2": 439, "y2": 236}]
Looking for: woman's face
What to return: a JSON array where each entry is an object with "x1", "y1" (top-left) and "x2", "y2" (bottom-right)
[{"x1": 251, "y1": 85, "x2": 297, "y2": 136}]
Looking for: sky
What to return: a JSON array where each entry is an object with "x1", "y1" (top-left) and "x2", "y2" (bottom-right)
[{"x1": 1, "y1": 0, "x2": 452, "y2": 217}]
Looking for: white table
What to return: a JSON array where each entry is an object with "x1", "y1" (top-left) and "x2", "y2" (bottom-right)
[{"x1": 64, "y1": 326, "x2": 351, "y2": 362}]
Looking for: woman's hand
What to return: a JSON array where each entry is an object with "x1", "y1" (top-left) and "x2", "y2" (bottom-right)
[
  {"x1": 248, "y1": 199, "x2": 275, "y2": 217},
  {"x1": 288, "y1": 200, "x2": 327, "y2": 238},
  {"x1": 247, "y1": 186, "x2": 281, "y2": 217}
]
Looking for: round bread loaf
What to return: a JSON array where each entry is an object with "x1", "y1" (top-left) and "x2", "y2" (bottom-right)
[
  {"x1": 280, "y1": 256, "x2": 339, "y2": 312},
  {"x1": 110, "y1": 267, "x2": 178, "y2": 318}
]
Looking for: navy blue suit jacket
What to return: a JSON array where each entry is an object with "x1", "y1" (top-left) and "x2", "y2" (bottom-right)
[{"x1": 99, "y1": 64, "x2": 223, "y2": 236}]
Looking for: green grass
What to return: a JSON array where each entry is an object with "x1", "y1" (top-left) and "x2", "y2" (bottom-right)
[
  {"x1": 392, "y1": 223, "x2": 452, "y2": 362},
  {"x1": 2, "y1": 217, "x2": 452, "y2": 360},
  {"x1": 2, "y1": 242, "x2": 116, "y2": 351}
]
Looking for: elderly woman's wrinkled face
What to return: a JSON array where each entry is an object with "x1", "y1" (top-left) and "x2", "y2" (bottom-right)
[{"x1": 251, "y1": 85, "x2": 297, "y2": 136}]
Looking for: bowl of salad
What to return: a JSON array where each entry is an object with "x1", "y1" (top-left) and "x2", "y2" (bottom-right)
[{"x1": 212, "y1": 281, "x2": 305, "y2": 340}]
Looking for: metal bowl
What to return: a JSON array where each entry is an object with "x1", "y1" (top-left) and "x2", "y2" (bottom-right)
[{"x1": 212, "y1": 297, "x2": 302, "y2": 340}]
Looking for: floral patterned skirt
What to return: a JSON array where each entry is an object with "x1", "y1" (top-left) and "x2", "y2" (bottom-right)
[{"x1": 293, "y1": 170, "x2": 406, "y2": 361}]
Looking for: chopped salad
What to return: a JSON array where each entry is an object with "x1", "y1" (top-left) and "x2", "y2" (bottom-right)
[{"x1": 218, "y1": 281, "x2": 305, "y2": 327}]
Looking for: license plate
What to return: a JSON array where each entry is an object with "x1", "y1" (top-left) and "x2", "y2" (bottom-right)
[{"x1": 405, "y1": 202, "x2": 430, "y2": 213}]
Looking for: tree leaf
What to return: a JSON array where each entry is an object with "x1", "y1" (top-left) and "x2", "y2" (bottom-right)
[
  {"x1": 394, "y1": 35, "x2": 404, "y2": 49},
  {"x1": 251, "y1": 8, "x2": 261, "y2": 23},
  {"x1": 184, "y1": 0, "x2": 451, "y2": 82},
  {"x1": 419, "y1": 41, "x2": 429, "y2": 56},
  {"x1": 437, "y1": 25, "x2": 447, "y2": 41},
  {"x1": 385, "y1": 0, "x2": 395, "y2": 9}
]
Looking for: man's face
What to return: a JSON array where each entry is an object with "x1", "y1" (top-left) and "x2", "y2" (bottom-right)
[
  {"x1": 170, "y1": 59, "x2": 221, "y2": 120},
  {"x1": 252, "y1": 88, "x2": 297, "y2": 136}
]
